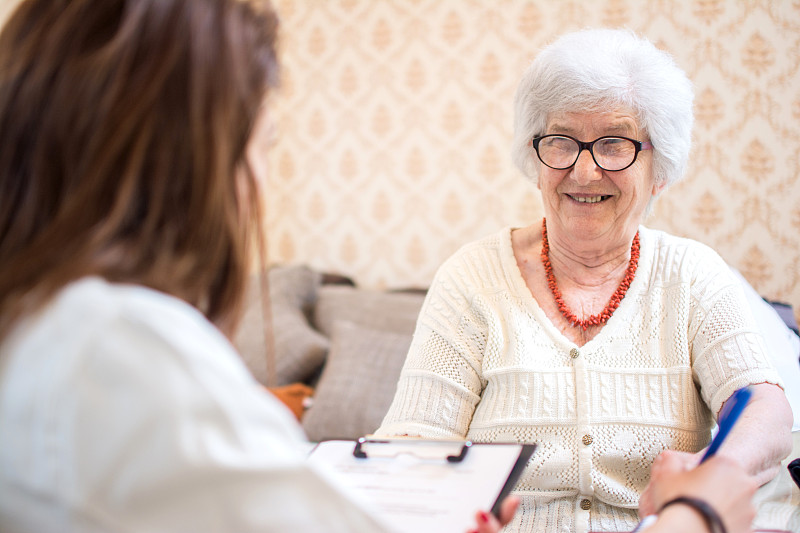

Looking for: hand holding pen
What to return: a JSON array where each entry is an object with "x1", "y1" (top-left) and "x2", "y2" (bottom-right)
[
  {"x1": 635, "y1": 453, "x2": 758, "y2": 533},
  {"x1": 635, "y1": 386, "x2": 755, "y2": 531}
]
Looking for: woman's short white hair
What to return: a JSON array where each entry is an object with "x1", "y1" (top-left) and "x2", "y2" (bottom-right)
[{"x1": 511, "y1": 28, "x2": 694, "y2": 189}]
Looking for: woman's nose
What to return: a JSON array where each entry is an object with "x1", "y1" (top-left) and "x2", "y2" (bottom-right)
[{"x1": 571, "y1": 149, "x2": 602, "y2": 184}]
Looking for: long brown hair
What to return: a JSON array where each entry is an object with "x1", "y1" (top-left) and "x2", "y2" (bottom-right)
[{"x1": 0, "y1": 0, "x2": 279, "y2": 339}]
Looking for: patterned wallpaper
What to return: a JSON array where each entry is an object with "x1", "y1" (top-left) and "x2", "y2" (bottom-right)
[
  {"x1": 2, "y1": 0, "x2": 797, "y2": 320},
  {"x1": 265, "y1": 0, "x2": 800, "y2": 323}
]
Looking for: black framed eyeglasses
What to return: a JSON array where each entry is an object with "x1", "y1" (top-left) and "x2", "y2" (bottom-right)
[{"x1": 532, "y1": 134, "x2": 653, "y2": 172}]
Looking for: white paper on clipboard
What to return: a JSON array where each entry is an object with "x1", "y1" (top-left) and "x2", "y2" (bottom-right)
[{"x1": 307, "y1": 438, "x2": 536, "y2": 533}]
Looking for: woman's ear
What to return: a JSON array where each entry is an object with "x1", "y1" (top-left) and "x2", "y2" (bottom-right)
[{"x1": 651, "y1": 179, "x2": 667, "y2": 197}]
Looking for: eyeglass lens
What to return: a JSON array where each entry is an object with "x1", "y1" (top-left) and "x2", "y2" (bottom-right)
[{"x1": 536, "y1": 136, "x2": 638, "y2": 171}]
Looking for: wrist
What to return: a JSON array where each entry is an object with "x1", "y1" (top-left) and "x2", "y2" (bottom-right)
[
  {"x1": 655, "y1": 504, "x2": 709, "y2": 531},
  {"x1": 633, "y1": 507, "x2": 706, "y2": 533},
  {"x1": 657, "y1": 496, "x2": 726, "y2": 533}
]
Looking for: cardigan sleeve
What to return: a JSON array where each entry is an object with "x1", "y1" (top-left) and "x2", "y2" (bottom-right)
[
  {"x1": 687, "y1": 247, "x2": 783, "y2": 418},
  {"x1": 376, "y1": 252, "x2": 489, "y2": 438}
]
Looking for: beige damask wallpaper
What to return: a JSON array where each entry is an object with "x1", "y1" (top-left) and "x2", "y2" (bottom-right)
[
  {"x1": 265, "y1": 0, "x2": 800, "y2": 322},
  {"x1": 1, "y1": 0, "x2": 796, "y2": 319}
]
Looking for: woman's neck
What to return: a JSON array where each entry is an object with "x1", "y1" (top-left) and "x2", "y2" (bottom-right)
[{"x1": 544, "y1": 227, "x2": 635, "y2": 290}]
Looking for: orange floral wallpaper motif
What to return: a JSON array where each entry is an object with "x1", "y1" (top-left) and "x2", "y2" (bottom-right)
[{"x1": 266, "y1": 0, "x2": 800, "y2": 321}]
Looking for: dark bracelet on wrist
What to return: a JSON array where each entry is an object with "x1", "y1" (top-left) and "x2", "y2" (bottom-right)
[{"x1": 658, "y1": 496, "x2": 726, "y2": 533}]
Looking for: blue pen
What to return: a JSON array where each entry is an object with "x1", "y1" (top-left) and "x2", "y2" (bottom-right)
[{"x1": 700, "y1": 385, "x2": 753, "y2": 463}]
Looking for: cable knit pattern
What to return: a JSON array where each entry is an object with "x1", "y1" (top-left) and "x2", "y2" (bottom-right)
[{"x1": 377, "y1": 226, "x2": 782, "y2": 533}]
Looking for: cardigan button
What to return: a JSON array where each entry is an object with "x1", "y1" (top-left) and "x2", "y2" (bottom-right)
[
  {"x1": 570, "y1": 348, "x2": 580, "y2": 359},
  {"x1": 582, "y1": 434, "x2": 593, "y2": 446},
  {"x1": 580, "y1": 498, "x2": 591, "y2": 510}
]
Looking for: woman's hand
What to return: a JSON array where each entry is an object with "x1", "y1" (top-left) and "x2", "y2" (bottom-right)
[
  {"x1": 642, "y1": 383, "x2": 792, "y2": 518},
  {"x1": 639, "y1": 449, "x2": 700, "y2": 516},
  {"x1": 467, "y1": 496, "x2": 520, "y2": 533},
  {"x1": 642, "y1": 453, "x2": 757, "y2": 533}
]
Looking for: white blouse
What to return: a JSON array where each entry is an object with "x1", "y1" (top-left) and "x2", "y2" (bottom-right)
[{"x1": 0, "y1": 277, "x2": 386, "y2": 533}]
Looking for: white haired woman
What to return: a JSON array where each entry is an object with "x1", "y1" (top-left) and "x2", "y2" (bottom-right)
[{"x1": 377, "y1": 28, "x2": 793, "y2": 533}]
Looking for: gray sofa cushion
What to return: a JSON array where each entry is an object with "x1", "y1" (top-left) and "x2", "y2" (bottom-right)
[
  {"x1": 234, "y1": 265, "x2": 329, "y2": 386},
  {"x1": 301, "y1": 285, "x2": 426, "y2": 441},
  {"x1": 312, "y1": 285, "x2": 425, "y2": 337},
  {"x1": 302, "y1": 320, "x2": 414, "y2": 441}
]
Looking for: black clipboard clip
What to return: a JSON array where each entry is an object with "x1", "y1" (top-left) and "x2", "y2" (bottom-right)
[{"x1": 352, "y1": 437, "x2": 473, "y2": 463}]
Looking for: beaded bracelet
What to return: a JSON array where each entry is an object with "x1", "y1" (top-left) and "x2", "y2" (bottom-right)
[{"x1": 658, "y1": 496, "x2": 727, "y2": 533}]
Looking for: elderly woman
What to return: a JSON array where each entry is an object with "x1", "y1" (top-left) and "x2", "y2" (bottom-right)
[{"x1": 377, "y1": 28, "x2": 793, "y2": 533}]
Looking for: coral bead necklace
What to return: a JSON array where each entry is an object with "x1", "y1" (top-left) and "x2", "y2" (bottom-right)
[{"x1": 540, "y1": 219, "x2": 640, "y2": 331}]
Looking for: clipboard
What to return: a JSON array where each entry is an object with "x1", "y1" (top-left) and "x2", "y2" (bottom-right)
[{"x1": 307, "y1": 438, "x2": 536, "y2": 533}]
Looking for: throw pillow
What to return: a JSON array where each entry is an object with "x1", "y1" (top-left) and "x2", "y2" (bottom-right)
[
  {"x1": 267, "y1": 382, "x2": 315, "y2": 421},
  {"x1": 302, "y1": 320, "x2": 414, "y2": 441},
  {"x1": 312, "y1": 285, "x2": 425, "y2": 337},
  {"x1": 234, "y1": 265, "x2": 329, "y2": 386}
]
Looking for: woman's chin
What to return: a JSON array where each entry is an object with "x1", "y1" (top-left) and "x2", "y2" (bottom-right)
[{"x1": 558, "y1": 218, "x2": 616, "y2": 242}]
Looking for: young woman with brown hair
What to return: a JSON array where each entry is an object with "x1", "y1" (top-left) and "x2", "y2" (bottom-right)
[{"x1": 0, "y1": 0, "x2": 391, "y2": 531}]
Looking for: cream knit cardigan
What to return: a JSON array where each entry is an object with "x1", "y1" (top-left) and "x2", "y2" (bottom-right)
[{"x1": 377, "y1": 226, "x2": 781, "y2": 533}]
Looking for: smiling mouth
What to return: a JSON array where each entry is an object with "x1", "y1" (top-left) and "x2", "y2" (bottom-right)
[{"x1": 568, "y1": 194, "x2": 611, "y2": 204}]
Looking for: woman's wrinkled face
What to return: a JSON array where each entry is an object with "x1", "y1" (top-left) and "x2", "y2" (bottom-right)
[{"x1": 536, "y1": 108, "x2": 662, "y2": 245}]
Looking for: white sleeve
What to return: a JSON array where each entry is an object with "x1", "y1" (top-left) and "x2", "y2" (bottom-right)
[
  {"x1": 63, "y1": 314, "x2": 388, "y2": 533},
  {"x1": 377, "y1": 253, "x2": 486, "y2": 438},
  {"x1": 688, "y1": 253, "x2": 783, "y2": 418}
]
